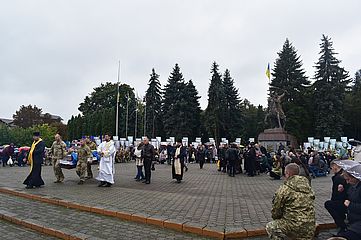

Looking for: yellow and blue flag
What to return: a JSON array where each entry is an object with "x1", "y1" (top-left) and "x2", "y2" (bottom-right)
[{"x1": 266, "y1": 63, "x2": 271, "y2": 80}]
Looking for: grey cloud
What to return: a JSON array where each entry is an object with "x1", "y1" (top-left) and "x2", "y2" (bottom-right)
[{"x1": 0, "y1": 0, "x2": 360, "y2": 121}]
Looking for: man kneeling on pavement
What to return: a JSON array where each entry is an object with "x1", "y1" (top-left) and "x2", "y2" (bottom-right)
[{"x1": 266, "y1": 163, "x2": 316, "y2": 240}]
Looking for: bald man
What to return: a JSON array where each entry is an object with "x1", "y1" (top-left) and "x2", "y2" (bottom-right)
[{"x1": 266, "y1": 163, "x2": 316, "y2": 239}]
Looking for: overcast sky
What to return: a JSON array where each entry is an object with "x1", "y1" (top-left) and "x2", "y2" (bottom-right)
[{"x1": 1, "y1": 0, "x2": 360, "y2": 122}]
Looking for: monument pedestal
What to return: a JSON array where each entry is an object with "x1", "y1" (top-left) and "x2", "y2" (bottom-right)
[{"x1": 258, "y1": 128, "x2": 298, "y2": 152}]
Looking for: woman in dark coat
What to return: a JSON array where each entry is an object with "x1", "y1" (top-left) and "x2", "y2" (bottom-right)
[{"x1": 23, "y1": 132, "x2": 45, "y2": 189}]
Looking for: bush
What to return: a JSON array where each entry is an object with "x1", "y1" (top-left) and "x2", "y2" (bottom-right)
[{"x1": 0, "y1": 124, "x2": 57, "y2": 147}]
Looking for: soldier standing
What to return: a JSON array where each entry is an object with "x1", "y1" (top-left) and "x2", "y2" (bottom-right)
[
  {"x1": 266, "y1": 163, "x2": 316, "y2": 239},
  {"x1": 50, "y1": 134, "x2": 67, "y2": 183},
  {"x1": 76, "y1": 139, "x2": 92, "y2": 185},
  {"x1": 85, "y1": 137, "x2": 97, "y2": 179}
]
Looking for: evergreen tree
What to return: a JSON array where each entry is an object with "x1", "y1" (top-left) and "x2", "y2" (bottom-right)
[
  {"x1": 222, "y1": 69, "x2": 243, "y2": 141},
  {"x1": 162, "y1": 64, "x2": 187, "y2": 140},
  {"x1": 181, "y1": 80, "x2": 202, "y2": 139},
  {"x1": 241, "y1": 100, "x2": 265, "y2": 141},
  {"x1": 344, "y1": 69, "x2": 361, "y2": 139},
  {"x1": 269, "y1": 39, "x2": 311, "y2": 141},
  {"x1": 205, "y1": 62, "x2": 226, "y2": 143},
  {"x1": 312, "y1": 35, "x2": 350, "y2": 138},
  {"x1": 145, "y1": 68, "x2": 163, "y2": 138}
]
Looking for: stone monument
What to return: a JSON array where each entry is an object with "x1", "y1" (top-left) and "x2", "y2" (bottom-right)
[{"x1": 258, "y1": 88, "x2": 298, "y2": 151}]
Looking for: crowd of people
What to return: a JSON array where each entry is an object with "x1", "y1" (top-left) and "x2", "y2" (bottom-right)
[
  {"x1": 0, "y1": 135, "x2": 354, "y2": 186},
  {"x1": 2, "y1": 133, "x2": 361, "y2": 240}
]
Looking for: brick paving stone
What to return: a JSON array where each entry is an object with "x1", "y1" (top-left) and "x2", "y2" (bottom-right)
[
  {"x1": 0, "y1": 219, "x2": 59, "y2": 240},
  {"x1": 0, "y1": 192, "x2": 210, "y2": 239},
  {"x1": 0, "y1": 162, "x2": 335, "y2": 235}
]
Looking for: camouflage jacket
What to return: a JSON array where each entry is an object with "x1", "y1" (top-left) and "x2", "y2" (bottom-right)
[
  {"x1": 50, "y1": 141, "x2": 67, "y2": 159},
  {"x1": 87, "y1": 142, "x2": 97, "y2": 151},
  {"x1": 272, "y1": 175, "x2": 316, "y2": 232},
  {"x1": 77, "y1": 145, "x2": 92, "y2": 162}
]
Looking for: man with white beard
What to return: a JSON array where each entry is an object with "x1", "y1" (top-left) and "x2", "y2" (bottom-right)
[{"x1": 97, "y1": 134, "x2": 115, "y2": 187}]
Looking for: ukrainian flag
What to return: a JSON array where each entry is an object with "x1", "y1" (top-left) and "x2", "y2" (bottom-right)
[{"x1": 266, "y1": 63, "x2": 271, "y2": 80}]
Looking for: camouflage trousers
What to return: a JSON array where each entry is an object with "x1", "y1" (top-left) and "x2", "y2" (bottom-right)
[
  {"x1": 266, "y1": 220, "x2": 314, "y2": 240},
  {"x1": 53, "y1": 159, "x2": 64, "y2": 181},
  {"x1": 76, "y1": 160, "x2": 87, "y2": 181}
]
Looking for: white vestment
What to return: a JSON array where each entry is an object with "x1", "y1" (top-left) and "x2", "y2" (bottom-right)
[
  {"x1": 174, "y1": 147, "x2": 182, "y2": 175},
  {"x1": 354, "y1": 145, "x2": 361, "y2": 162},
  {"x1": 96, "y1": 140, "x2": 115, "y2": 184}
]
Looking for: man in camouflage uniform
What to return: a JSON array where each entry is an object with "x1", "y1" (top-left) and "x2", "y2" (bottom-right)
[
  {"x1": 50, "y1": 134, "x2": 67, "y2": 183},
  {"x1": 85, "y1": 137, "x2": 97, "y2": 179},
  {"x1": 76, "y1": 139, "x2": 92, "y2": 185},
  {"x1": 266, "y1": 163, "x2": 316, "y2": 240}
]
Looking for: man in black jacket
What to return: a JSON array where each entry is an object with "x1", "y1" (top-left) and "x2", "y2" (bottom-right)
[
  {"x1": 246, "y1": 142, "x2": 256, "y2": 177},
  {"x1": 226, "y1": 143, "x2": 239, "y2": 177},
  {"x1": 324, "y1": 161, "x2": 349, "y2": 234},
  {"x1": 141, "y1": 137, "x2": 155, "y2": 184}
]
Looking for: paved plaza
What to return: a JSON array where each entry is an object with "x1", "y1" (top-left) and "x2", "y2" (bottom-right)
[{"x1": 0, "y1": 162, "x2": 337, "y2": 239}]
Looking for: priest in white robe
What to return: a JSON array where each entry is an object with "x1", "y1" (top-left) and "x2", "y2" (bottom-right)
[{"x1": 96, "y1": 134, "x2": 115, "y2": 187}]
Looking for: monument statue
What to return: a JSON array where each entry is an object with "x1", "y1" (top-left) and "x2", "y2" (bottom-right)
[
  {"x1": 259, "y1": 87, "x2": 297, "y2": 151},
  {"x1": 264, "y1": 88, "x2": 286, "y2": 129}
]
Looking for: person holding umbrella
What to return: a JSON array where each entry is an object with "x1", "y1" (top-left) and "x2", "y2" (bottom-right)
[
  {"x1": 332, "y1": 163, "x2": 361, "y2": 240},
  {"x1": 324, "y1": 161, "x2": 349, "y2": 235}
]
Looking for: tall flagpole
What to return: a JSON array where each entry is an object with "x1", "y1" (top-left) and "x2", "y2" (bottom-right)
[
  {"x1": 135, "y1": 94, "x2": 138, "y2": 139},
  {"x1": 125, "y1": 93, "x2": 129, "y2": 138},
  {"x1": 143, "y1": 97, "x2": 147, "y2": 137},
  {"x1": 115, "y1": 61, "x2": 120, "y2": 137}
]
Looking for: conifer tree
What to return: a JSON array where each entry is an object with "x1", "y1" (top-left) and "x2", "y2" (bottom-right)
[
  {"x1": 182, "y1": 80, "x2": 201, "y2": 139},
  {"x1": 145, "y1": 68, "x2": 163, "y2": 138},
  {"x1": 162, "y1": 64, "x2": 187, "y2": 140},
  {"x1": 223, "y1": 69, "x2": 243, "y2": 141},
  {"x1": 344, "y1": 69, "x2": 361, "y2": 139},
  {"x1": 312, "y1": 35, "x2": 350, "y2": 138},
  {"x1": 269, "y1": 39, "x2": 311, "y2": 140},
  {"x1": 205, "y1": 62, "x2": 226, "y2": 143}
]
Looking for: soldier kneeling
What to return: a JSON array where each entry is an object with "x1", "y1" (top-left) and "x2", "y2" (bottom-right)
[{"x1": 266, "y1": 163, "x2": 316, "y2": 240}]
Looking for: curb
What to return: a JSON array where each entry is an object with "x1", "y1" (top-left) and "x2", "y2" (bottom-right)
[
  {"x1": 0, "y1": 209, "x2": 84, "y2": 240},
  {"x1": 0, "y1": 187, "x2": 336, "y2": 239}
]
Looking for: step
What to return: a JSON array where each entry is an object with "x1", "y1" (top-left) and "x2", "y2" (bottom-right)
[
  {"x1": 0, "y1": 219, "x2": 59, "y2": 240},
  {"x1": 0, "y1": 193, "x2": 211, "y2": 240}
]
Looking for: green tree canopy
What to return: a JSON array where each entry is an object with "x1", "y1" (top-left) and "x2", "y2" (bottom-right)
[
  {"x1": 223, "y1": 69, "x2": 243, "y2": 141},
  {"x1": 145, "y1": 68, "x2": 163, "y2": 138},
  {"x1": 13, "y1": 105, "x2": 43, "y2": 128},
  {"x1": 68, "y1": 82, "x2": 138, "y2": 139},
  {"x1": 344, "y1": 69, "x2": 361, "y2": 139},
  {"x1": 312, "y1": 35, "x2": 350, "y2": 138},
  {"x1": 162, "y1": 64, "x2": 186, "y2": 140},
  {"x1": 269, "y1": 38, "x2": 312, "y2": 141},
  {"x1": 205, "y1": 62, "x2": 226, "y2": 143}
]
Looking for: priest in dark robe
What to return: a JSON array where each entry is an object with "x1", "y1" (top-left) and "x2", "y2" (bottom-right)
[
  {"x1": 172, "y1": 141, "x2": 187, "y2": 183},
  {"x1": 24, "y1": 132, "x2": 45, "y2": 189}
]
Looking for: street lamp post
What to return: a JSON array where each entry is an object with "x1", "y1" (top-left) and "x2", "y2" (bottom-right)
[
  {"x1": 143, "y1": 97, "x2": 147, "y2": 137},
  {"x1": 115, "y1": 61, "x2": 120, "y2": 137},
  {"x1": 135, "y1": 98, "x2": 138, "y2": 139},
  {"x1": 125, "y1": 93, "x2": 129, "y2": 138}
]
